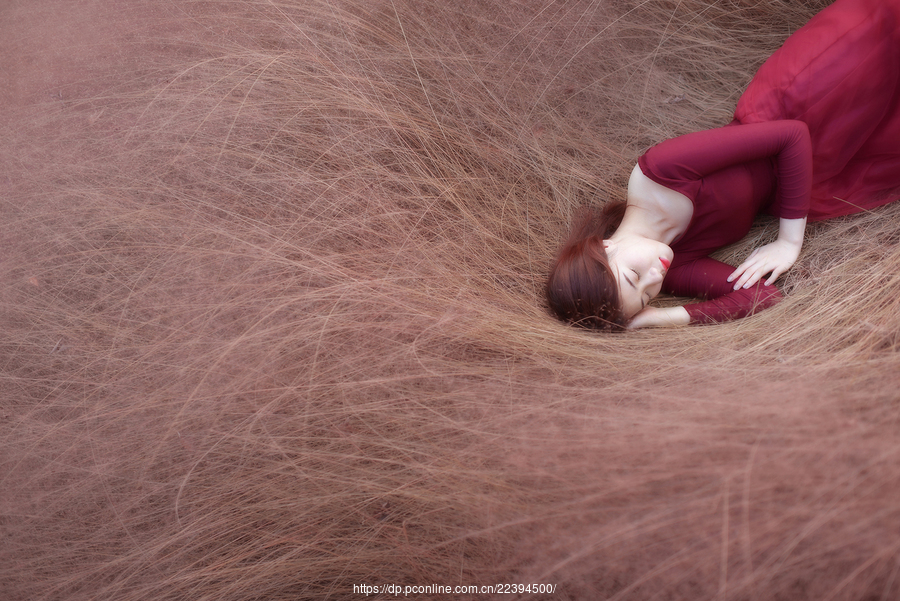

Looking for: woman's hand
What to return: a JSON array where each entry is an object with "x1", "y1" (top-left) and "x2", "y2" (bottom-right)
[
  {"x1": 727, "y1": 217, "x2": 806, "y2": 290},
  {"x1": 628, "y1": 306, "x2": 690, "y2": 329},
  {"x1": 727, "y1": 239, "x2": 801, "y2": 289}
]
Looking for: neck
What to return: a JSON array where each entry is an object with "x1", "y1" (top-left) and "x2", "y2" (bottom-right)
[
  {"x1": 621, "y1": 163, "x2": 693, "y2": 244},
  {"x1": 612, "y1": 204, "x2": 681, "y2": 245}
]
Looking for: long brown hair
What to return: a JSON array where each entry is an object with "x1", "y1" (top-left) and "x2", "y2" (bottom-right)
[{"x1": 546, "y1": 202, "x2": 628, "y2": 331}]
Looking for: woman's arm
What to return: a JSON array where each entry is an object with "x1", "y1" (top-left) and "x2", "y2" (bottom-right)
[
  {"x1": 656, "y1": 257, "x2": 784, "y2": 326},
  {"x1": 638, "y1": 120, "x2": 813, "y2": 220},
  {"x1": 629, "y1": 121, "x2": 813, "y2": 326},
  {"x1": 628, "y1": 306, "x2": 690, "y2": 329}
]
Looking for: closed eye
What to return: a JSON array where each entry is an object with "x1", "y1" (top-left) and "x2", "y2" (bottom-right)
[{"x1": 625, "y1": 269, "x2": 645, "y2": 309}]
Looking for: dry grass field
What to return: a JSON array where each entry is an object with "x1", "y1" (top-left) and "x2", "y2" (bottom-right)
[{"x1": 3, "y1": 0, "x2": 900, "y2": 599}]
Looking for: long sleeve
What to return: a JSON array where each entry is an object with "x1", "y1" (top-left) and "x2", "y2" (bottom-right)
[
  {"x1": 663, "y1": 258, "x2": 782, "y2": 324},
  {"x1": 638, "y1": 120, "x2": 813, "y2": 219},
  {"x1": 635, "y1": 121, "x2": 811, "y2": 324}
]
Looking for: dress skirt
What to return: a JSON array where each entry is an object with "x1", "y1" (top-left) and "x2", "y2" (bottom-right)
[{"x1": 734, "y1": 0, "x2": 900, "y2": 221}]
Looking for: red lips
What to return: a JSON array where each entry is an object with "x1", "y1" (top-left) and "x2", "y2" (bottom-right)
[{"x1": 660, "y1": 257, "x2": 671, "y2": 271}]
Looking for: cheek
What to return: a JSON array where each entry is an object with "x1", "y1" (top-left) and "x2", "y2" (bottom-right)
[{"x1": 622, "y1": 290, "x2": 642, "y2": 317}]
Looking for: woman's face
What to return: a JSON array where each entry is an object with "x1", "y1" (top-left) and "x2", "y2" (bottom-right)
[{"x1": 604, "y1": 235, "x2": 673, "y2": 319}]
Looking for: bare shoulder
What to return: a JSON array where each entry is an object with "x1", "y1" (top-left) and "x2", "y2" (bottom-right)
[{"x1": 627, "y1": 164, "x2": 693, "y2": 230}]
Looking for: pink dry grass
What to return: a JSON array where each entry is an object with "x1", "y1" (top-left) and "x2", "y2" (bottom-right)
[{"x1": 3, "y1": 0, "x2": 900, "y2": 599}]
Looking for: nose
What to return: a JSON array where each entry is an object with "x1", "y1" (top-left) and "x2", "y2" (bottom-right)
[{"x1": 646, "y1": 266, "x2": 664, "y2": 286}]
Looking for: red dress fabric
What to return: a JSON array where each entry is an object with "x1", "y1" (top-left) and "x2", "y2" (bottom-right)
[
  {"x1": 638, "y1": 0, "x2": 900, "y2": 324},
  {"x1": 735, "y1": 0, "x2": 900, "y2": 221}
]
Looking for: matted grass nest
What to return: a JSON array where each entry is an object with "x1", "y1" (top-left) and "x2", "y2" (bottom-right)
[{"x1": 3, "y1": 0, "x2": 900, "y2": 599}]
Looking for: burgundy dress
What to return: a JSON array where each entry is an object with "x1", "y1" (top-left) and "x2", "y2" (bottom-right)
[{"x1": 638, "y1": 0, "x2": 900, "y2": 324}]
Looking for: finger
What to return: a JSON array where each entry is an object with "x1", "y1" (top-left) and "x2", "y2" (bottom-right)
[
  {"x1": 731, "y1": 259, "x2": 764, "y2": 289},
  {"x1": 729, "y1": 249, "x2": 763, "y2": 282},
  {"x1": 736, "y1": 264, "x2": 768, "y2": 290},
  {"x1": 727, "y1": 260, "x2": 753, "y2": 283},
  {"x1": 764, "y1": 267, "x2": 785, "y2": 286},
  {"x1": 735, "y1": 272, "x2": 759, "y2": 290},
  {"x1": 733, "y1": 251, "x2": 770, "y2": 281},
  {"x1": 743, "y1": 265, "x2": 781, "y2": 289}
]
